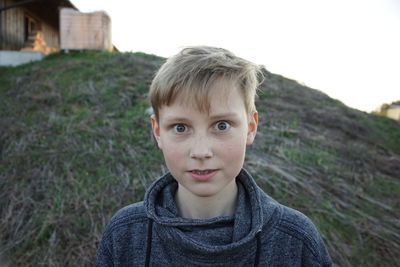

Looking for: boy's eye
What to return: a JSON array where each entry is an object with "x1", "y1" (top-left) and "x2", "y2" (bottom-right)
[
  {"x1": 215, "y1": 121, "x2": 230, "y2": 131},
  {"x1": 173, "y1": 124, "x2": 187, "y2": 133}
]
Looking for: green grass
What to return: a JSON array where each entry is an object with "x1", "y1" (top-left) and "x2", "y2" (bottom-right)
[
  {"x1": 1, "y1": 51, "x2": 400, "y2": 266},
  {"x1": 283, "y1": 141, "x2": 337, "y2": 167},
  {"x1": 363, "y1": 114, "x2": 400, "y2": 154},
  {"x1": 249, "y1": 71, "x2": 400, "y2": 266},
  {"x1": 0, "y1": 51, "x2": 165, "y2": 266}
]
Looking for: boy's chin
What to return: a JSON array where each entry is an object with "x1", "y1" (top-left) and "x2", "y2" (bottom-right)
[{"x1": 177, "y1": 183, "x2": 222, "y2": 198}]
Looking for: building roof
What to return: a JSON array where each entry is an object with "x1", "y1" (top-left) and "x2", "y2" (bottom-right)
[{"x1": 0, "y1": 0, "x2": 77, "y2": 12}]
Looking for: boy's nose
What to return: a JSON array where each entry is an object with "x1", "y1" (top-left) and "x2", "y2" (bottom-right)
[{"x1": 189, "y1": 136, "x2": 213, "y2": 159}]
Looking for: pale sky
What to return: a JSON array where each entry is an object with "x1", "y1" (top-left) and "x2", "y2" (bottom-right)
[{"x1": 71, "y1": 0, "x2": 400, "y2": 112}]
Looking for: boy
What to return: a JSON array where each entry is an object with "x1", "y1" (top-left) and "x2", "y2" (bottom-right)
[{"x1": 95, "y1": 46, "x2": 332, "y2": 266}]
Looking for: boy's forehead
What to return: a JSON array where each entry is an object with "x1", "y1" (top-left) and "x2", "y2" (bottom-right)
[
  {"x1": 174, "y1": 79, "x2": 241, "y2": 113},
  {"x1": 158, "y1": 80, "x2": 247, "y2": 121}
]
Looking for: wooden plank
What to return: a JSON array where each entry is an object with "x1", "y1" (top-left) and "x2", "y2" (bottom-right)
[
  {"x1": 0, "y1": 3, "x2": 24, "y2": 50},
  {"x1": 0, "y1": 1, "x2": 3, "y2": 49}
]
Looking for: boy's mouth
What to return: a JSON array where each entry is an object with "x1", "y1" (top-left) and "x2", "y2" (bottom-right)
[
  {"x1": 190, "y1": 169, "x2": 216, "y2": 175},
  {"x1": 188, "y1": 169, "x2": 218, "y2": 181}
]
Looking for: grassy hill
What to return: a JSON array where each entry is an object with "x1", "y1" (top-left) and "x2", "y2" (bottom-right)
[{"x1": 0, "y1": 51, "x2": 399, "y2": 266}]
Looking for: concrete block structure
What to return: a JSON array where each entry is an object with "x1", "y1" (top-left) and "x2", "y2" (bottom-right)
[{"x1": 0, "y1": 50, "x2": 44, "y2": 66}]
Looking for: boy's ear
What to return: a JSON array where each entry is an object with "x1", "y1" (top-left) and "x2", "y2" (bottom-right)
[
  {"x1": 151, "y1": 114, "x2": 162, "y2": 149},
  {"x1": 246, "y1": 111, "x2": 258, "y2": 145}
]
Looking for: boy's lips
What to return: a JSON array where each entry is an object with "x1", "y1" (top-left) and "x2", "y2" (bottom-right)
[{"x1": 188, "y1": 169, "x2": 218, "y2": 181}]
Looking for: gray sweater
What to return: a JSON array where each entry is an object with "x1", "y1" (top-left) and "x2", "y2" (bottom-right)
[{"x1": 95, "y1": 169, "x2": 332, "y2": 266}]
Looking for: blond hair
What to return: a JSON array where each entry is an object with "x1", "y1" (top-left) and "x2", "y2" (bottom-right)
[{"x1": 149, "y1": 46, "x2": 263, "y2": 120}]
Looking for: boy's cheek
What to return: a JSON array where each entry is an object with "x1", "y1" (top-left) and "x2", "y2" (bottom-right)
[
  {"x1": 218, "y1": 141, "x2": 246, "y2": 165},
  {"x1": 162, "y1": 146, "x2": 183, "y2": 165},
  {"x1": 225, "y1": 144, "x2": 246, "y2": 161}
]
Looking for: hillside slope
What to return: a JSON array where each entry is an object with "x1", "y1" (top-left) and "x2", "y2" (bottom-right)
[{"x1": 0, "y1": 52, "x2": 399, "y2": 266}]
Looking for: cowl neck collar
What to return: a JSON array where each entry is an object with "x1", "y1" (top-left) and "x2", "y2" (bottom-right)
[{"x1": 144, "y1": 169, "x2": 272, "y2": 264}]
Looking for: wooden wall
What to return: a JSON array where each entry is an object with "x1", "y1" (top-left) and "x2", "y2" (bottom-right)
[
  {"x1": 0, "y1": 0, "x2": 61, "y2": 53},
  {"x1": 0, "y1": 0, "x2": 25, "y2": 50},
  {"x1": 387, "y1": 107, "x2": 400, "y2": 120},
  {"x1": 60, "y1": 8, "x2": 112, "y2": 51},
  {"x1": 42, "y1": 22, "x2": 59, "y2": 49}
]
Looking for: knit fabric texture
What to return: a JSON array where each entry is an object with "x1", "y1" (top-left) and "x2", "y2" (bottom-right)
[{"x1": 95, "y1": 169, "x2": 332, "y2": 266}]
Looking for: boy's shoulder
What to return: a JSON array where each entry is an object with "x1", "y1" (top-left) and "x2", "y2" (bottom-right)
[
  {"x1": 103, "y1": 201, "x2": 147, "y2": 236},
  {"x1": 275, "y1": 204, "x2": 322, "y2": 245},
  {"x1": 259, "y1": 190, "x2": 319, "y2": 236},
  {"x1": 258, "y1": 189, "x2": 321, "y2": 240},
  {"x1": 95, "y1": 202, "x2": 150, "y2": 265},
  {"x1": 260, "y1": 193, "x2": 330, "y2": 265}
]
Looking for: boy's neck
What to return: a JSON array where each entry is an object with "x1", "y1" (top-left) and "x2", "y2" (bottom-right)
[{"x1": 174, "y1": 180, "x2": 238, "y2": 219}]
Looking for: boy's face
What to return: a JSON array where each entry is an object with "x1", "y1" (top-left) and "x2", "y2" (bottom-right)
[{"x1": 151, "y1": 81, "x2": 258, "y2": 199}]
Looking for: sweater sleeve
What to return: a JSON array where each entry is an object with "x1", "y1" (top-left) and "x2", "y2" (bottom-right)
[
  {"x1": 304, "y1": 221, "x2": 332, "y2": 266},
  {"x1": 302, "y1": 243, "x2": 332, "y2": 267},
  {"x1": 93, "y1": 202, "x2": 147, "y2": 266},
  {"x1": 278, "y1": 205, "x2": 332, "y2": 266},
  {"x1": 299, "y1": 216, "x2": 332, "y2": 267},
  {"x1": 297, "y1": 218, "x2": 332, "y2": 267},
  {"x1": 94, "y1": 234, "x2": 114, "y2": 267}
]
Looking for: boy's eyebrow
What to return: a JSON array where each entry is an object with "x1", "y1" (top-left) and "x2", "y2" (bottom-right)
[
  {"x1": 208, "y1": 112, "x2": 240, "y2": 120},
  {"x1": 162, "y1": 112, "x2": 239, "y2": 123},
  {"x1": 162, "y1": 116, "x2": 191, "y2": 124}
]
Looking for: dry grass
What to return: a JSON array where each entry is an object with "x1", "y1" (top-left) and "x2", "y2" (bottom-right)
[
  {"x1": 0, "y1": 52, "x2": 399, "y2": 266},
  {"x1": 248, "y1": 71, "x2": 400, "y2": 266}
]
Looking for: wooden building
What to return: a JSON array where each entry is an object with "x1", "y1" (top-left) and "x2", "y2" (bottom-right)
[
  {"x1": 386, "y1": 105, "x2": 400, "y2": 121},
  {"x1": 0, "y1": 0, "x2": 77, "y2": 54},
  {"x1": 376, "y1": 101, "x2": 400, "y2": 121},
  {"x1": 60, "y1": 8, "x2": 112, "y2": 51}
]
